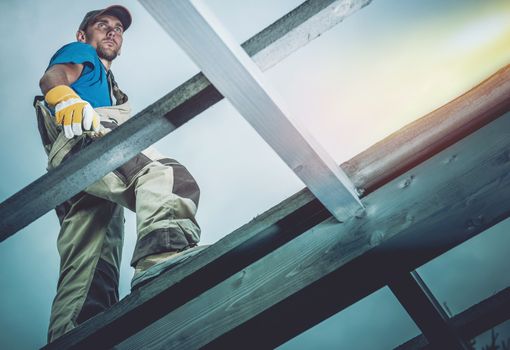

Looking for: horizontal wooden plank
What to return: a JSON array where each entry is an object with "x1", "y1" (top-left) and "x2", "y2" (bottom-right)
[
  {"x1": 395, "y1": 287, "x2": 510, "y2": 350},
  {"x1": 0, "y1": 0, "x2": 371, "y2": 240},
  {"x1": 142, "y1": 0, "x2": 363, "y2": 221},
  {"x1": 43, "y1": 64, "x2": 510, "y2": 349},
  {"x1": 115, "y1": 110, "x2": 510, "y2": 349}
]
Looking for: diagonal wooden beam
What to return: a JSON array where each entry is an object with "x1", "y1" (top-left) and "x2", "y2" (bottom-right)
[
  {"x1": 0, "y1": 0, "x2": 372, "y2": 240},
  {"x1": 140, "y1": 0, "x2": 363, "y2": 221},
  {"x1": 113, "y1": 110, "x2": 510, "y2": 349},
  {"x1": 389, "y1": 271, "x2": 470, "y2": 349},
  {"x1": 395, "y1": 287, "x2": 510, "y2": 350},
  {"x1": 42, "y1": 65, "x2": 510, "y2": 349}
]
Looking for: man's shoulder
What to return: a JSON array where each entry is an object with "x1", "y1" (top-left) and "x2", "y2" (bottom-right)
[
  {"x1": 54, "y1": 42, "x2": 96, "y2": 57},
  {"x1": 49, "y1": 42, "x2": 99, "y2": 69}
]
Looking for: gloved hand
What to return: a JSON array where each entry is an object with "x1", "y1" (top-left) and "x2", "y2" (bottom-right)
[{"x1": 45, "y1": 85, "x2": 100, "y2": 139}]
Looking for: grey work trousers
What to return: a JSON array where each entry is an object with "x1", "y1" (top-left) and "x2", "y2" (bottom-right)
[{"x1": 35, "y1": 101, "x2": 201, "y2": 343}]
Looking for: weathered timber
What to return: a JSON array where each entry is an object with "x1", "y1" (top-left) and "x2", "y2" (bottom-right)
[
  {"x1": 141, "y1": 0, "x2": 363, "y2": 221},
  {"x1": 389, "y1": 272, "x2": 470, "y2": 349},
  {"x1": 44, "y1": 190, "x2": 328, "y2": 349},
  {"x1": 246, "y1": 0, "x2": 373, "y2": 70},
  {"x1": 114, "y1": 111, "x2": 510, "y2": 349},
  {"x1": 395, "y1": 287, "x2": 510, "y2": 350},
  {"x1": 343, "y1": 64, "x2": 510, "y2": 194},
  {"x1": 0, "y1": 0, "x2": 372, "y2": 240},
  {"x1": 43, "y1": 65, "x2": 510, "y2": 349}
]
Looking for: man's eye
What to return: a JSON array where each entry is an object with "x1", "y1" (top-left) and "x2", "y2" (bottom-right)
[
  {"x1": 114, "y1": 27, "x2": 123, "y2": 33},
  {"x1": 98, "y1": 23, "x2": 107, "y2": 29}
]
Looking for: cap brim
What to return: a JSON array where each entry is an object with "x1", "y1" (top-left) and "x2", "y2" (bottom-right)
[{"x1": 96, "y1": 5, "x2": 132, "y2": 31}]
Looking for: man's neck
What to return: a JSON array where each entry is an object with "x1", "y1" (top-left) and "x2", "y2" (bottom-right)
[{"x1": 100, "y1": 58, "x2": 112, "y2": 71}]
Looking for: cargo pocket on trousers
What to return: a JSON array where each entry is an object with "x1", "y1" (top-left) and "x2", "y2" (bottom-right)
[
  {"x1": 158, "y1": 158, "x2": 200, "y2": 207},
  {"x1": 113, "y1": 153, "x2": 152, "y2": 186}
]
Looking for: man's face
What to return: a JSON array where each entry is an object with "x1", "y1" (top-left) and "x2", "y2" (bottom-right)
[{"x1": 79, "y1": 14, "x2": 124, "y2": 62}]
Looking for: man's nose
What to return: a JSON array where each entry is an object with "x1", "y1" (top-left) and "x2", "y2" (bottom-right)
[{"x1": 106, "y1": 29, "x2": 117, "y2": 38}]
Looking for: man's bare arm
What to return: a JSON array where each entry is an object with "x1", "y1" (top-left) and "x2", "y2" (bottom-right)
[
  {"x1": 39, "y1": 63, "x2": 84, "y2": 94},
  {"x1": 39, "y1": 62, "x2": 101, "y2": 139}
]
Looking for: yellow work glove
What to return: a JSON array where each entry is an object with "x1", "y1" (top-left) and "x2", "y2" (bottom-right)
[{"x1": 45, "y1": 85, "x2": 100, "y2": 139}]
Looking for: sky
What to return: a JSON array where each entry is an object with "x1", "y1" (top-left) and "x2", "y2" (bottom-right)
[{"x1": 0, "y1": 0, "x2": 509, "y2": 349}]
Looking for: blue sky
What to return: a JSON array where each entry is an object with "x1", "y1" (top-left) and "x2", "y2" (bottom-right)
[{"x1": 0, "y1": 0, "x2": 509, "y2": 349}]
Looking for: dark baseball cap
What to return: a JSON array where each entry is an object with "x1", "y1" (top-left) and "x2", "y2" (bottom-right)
[{"x1": 79, "y1": 5, "x2": 132, "y2": 32}]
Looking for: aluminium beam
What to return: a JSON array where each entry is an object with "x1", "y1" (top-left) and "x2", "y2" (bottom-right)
[
  {"x1": 389, "y1": 271, "x2": 470, "y2": 350},
  {"x1": 0, "y1": 0, "x2": 372, "y2": 240},
  {"x1": 113, "y1": 110, "x2": 510, "y2": 349},
  {"x1": 43, "y1": 65, "x2": 510, "y2": 349},
  {"x1": 395, "y1": 287, "x2": 510, "y2": 350},
  {"x1": 140, "y1": 0, "x2": 363, "y2": 222}
]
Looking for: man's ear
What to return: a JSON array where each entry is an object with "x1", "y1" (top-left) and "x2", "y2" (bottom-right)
[{"x1": 76, "y1": 30, "x2": 86, "y2": 43}]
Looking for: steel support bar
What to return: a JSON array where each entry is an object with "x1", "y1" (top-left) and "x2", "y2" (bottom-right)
[
  {"x1": 42, "y1": 66, "x2": 510, "y2": 349},
  {"x1": 395, "y1": 287, "x2": 510, "y2": 350},
  {"x1": 113, "y1": 111, "x2": 510, "y2": 349},
  {"x1": 389, "y1": 271, "x2": 470, "y2": 350},
  {"x1": 0, "y1": 0, "x2": 372, "y2": 239},
  {"x1": 140, "y1": 0, "x2": 363, "y2": 221}
]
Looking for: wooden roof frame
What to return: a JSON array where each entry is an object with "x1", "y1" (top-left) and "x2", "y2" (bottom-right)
[
  {"x1": 0, "y1": 0, "x2": 508, "y2": 348},
  {"x1": 0, "y1": 0, "x2": 372, "y2": 239},
  {"x1": 42, "y1": 62, "x2": 510, "y2": 349},
  {"x1": 97, "y1": 106, "x2": 510, "y2": 350}
]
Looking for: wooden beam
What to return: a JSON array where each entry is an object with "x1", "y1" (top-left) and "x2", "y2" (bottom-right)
[
  {"x1": 389, "y1": 271, "x2": 470, "y2": 349},
  {"x1": 343, "y1": 64, "x2": 510, "y2": 194},
  {"x1": 245, "y1": 0, "x2": 373, "y2": 71},
  {"x1": 395, "y1": 287, "x2": 510, "y2": 350},
  {"x1": 140, "y1": 0, "x2": 363, "y2": 221},
  {"x1": 44, "y1": 191, "x2": 330, "y2": 349},
  {"x1": 43, "y1": 65, "x2": 510, "y2": 349},
  {"x1": 113, "y1": 111, "x2": 510, "y2": 349},
  {"x1": 0, "y1": 0, "x2": 371, "y2": 240}
]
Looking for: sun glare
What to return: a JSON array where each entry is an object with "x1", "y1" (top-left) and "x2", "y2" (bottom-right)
[
  {"x1": 315, "y1": 8, "x2": 509, "y2": 162},
  {"x1": 445, "y1": 14, "x2": 510, "y2": 55}
]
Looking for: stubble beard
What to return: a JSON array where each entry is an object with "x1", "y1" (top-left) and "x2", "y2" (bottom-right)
[{"x1": 96, "y1": 43, "x2": 119, "y2": 62}]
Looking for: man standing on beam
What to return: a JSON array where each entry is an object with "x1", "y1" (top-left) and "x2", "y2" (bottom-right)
[{"x1": 35, "y1": 5, "x2": 205, "y2": 343}]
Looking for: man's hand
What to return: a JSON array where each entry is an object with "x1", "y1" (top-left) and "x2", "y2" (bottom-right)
[{"x1": 45, "y1": 85, "x2": 100, "y2": 139}]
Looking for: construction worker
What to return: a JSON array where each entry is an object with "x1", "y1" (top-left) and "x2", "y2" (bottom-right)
[{"x1": 35, "y1": 5, "x2": 204, "y2": 343}]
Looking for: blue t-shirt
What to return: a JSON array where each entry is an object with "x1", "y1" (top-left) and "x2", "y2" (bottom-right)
[{"x1": 47, "y1": 42, "x2": 112, "y2": 108}]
